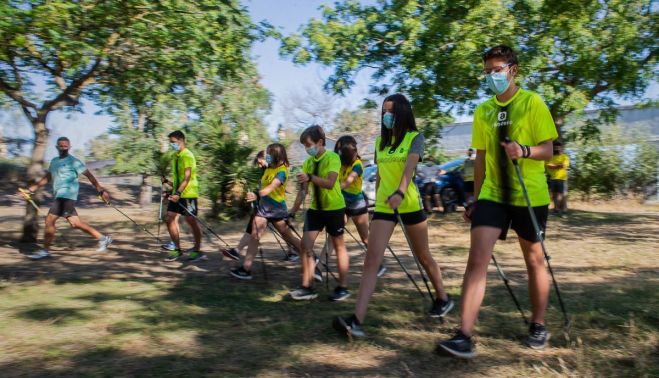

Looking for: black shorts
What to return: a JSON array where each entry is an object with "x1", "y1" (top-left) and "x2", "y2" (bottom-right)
[
  {"x1": 464, "y1": 181, "x2": 474, "y2": 193},
  {"x1": 345, "y1": 206, "x2": 368, "y2": 217},
  {"x1": 304, "y1": 208, "x2": 345, "y2": 236},
  {"x1": 49, "y1": 198, "x2": 78, "y2": 218},
  {"x1": 244, "y1": 214, "x2": 287, "y2": 234},
  {"x1": 167, "y1": 198, "x2": 198, "y2": 216},
  {"x1": 549, "y1": 180, "x2": 566, "y2": 194},
  {"x1": 371, "y1": 210, "x2": 426, "y2": 226},
  {"x1": 471, "y1": 200, "x2": 548, "y2": 242}
]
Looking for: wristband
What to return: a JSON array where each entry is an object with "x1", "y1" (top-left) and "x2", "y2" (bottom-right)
[
  {"x1": 175, "y1": 190, "x2": 182, "y2": 196},
  {"x1": 525, "y1": 145, "x2": 532, "y2": 158},
  {"x1": 391, "y1": 189, "x2": 405, "y2": 200},
  {"x1": 97, "y1": 189, "x2": 105, "y2": 196}
]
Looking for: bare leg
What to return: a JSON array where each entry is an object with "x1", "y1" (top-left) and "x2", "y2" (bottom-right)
[
  {"x1": 166, "y1": 211, "x2": 181, "y2": 249},
  {"x1": 273, "y1": 220, "x2": 301, "y2": 252},
  {"x1": 44, "y1": 214, "x2": 59, "y2": 250},
  {"x1": 351, "y1": 213, "x2": 369, "y2": 245},
  {"x1": 66, "y1": 215, "x2": 102, "y2": 240},
  {"x1": 331, "y1": 234, "x2": 349, "y2": 288},
  {"x1": 236, "y1": 233, "x2": 252, "y2": 253},
  {"x1": 300, "y1": 230, "x2": 321, "y2": 287},
  {"x1": 354, "y1": 220, "x2": 395, "y2": 323},
  {"x1": 459, "y1": 226, "x2": 501, "y2": 336},
  {"x1": 184, "y1": 215, "x2": 203, "y2": 250},
  {"x1": 519, "y1": 237, "x2": 550, "y2": 325},
  {"x1": 404, "y1": 220, "x2": 448, "y2": 301},
  {"x1": 243, "y1": 216, "x2": 268, "y2": 271}
]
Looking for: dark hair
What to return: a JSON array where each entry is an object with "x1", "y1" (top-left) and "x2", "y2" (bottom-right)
[
  {"x1": 299, "y1": 125, "x2": 326, "y2": 146},
  {"x1": 168, "y1": 130, "x2": 185, "y2": 140},
  {"x1": 56, "y1": 136, "x2": 70, "y2": 143},
  {"x1": 334, "y1": 135, "x2": 360, "y2": 166},
  {"x1": 266, "y1": 143, "x2": 289, "y2": 167},
  {"x1": 379, "y1": 93, "x2": 417, "y2": 151},
  {"x1": 482, "y1": 45, "x2": 518, "y2": 66},
  {"x1": 253, "y1": 150, "x2": 265, "y2": 166},
  {"x1": 553, "y1": 141, "x2": 563, "y2": 147}
]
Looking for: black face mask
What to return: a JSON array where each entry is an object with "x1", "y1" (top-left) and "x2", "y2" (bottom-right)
[
  {"x1": 339, "y1": 146, "x2": 353, "y2": 166},
  {"x1": 58, "y1": 148, "x2": 69, "y2": 158}
]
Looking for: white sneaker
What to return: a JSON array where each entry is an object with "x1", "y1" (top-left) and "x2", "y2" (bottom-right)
[
  {"x1": 27, "y1": 249, "x2": 51, "y2": 260},
  {"x1": 97, "y1": 235, "x2": 113, "y2": 252},
  {"x1": 161, "y1": 241, "x2": 176, "y2": 251}
]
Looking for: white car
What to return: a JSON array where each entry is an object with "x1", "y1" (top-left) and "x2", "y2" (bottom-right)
[{"x1": 362, "y1": 165, "x2": 377, "y2": 205}]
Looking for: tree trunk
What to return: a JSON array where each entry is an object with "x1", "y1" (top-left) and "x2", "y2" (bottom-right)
[
  {"x1": 139, "y1": 173, "x2": 152, "y2": 208},
  {"x1": 22, "y1": 116, "x2": 49, "y2": 242}
]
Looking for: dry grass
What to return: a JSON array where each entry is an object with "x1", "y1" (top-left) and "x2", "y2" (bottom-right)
[{"x1": 0, "y1": 199, "x2": 657, "y2": 377}]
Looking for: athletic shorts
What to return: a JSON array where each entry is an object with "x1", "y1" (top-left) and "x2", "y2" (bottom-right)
[
  {"x1": 549, "y1": 179, "x2": 566, "y2": 194},
  {"x1": 244, "y1": 214, "x2": 287, "y2": 234},
  {"x1": 345, "y1": 206, "x2": 368, "y2": 217},
  {"x1": 464, "y1": 181, "x2": 474, "y2": 193},
  {"x1": 167, "y1": 198, "x2": 198, "y2": 216},
  {"x1": 304, "y1": 208, "x2": 345, "y2": 236},
  {"x1": 372, "y1": 210, "x2": 426, "y2": 226},
  {"x1": 470, "y1": 199, "x2": 548, "y2": 242},
  {"x1": 49, "y1": 198, "x2": 78, "y2": 218}
]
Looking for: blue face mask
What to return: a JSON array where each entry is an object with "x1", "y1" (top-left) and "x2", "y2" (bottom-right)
[
  {"x1": 382, "y1": 112, "x2": 395, "y2": 129},
  {"x1": 170, "y1": 142, "x2": 180, "y2": 151},
  {"x1": 265, "y1": 154, "x2": 273, "y2": 165},
  {"x1": 486, "y1": 72, "x2": 511, "y2": 95},
  {"x1": 305, "y1": 146, "x2": 318, "y2": 157}
]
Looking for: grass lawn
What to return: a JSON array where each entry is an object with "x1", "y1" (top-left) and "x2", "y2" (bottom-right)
[{"x1": 0, "y1": 200, "x2": 657, "y2": 377}]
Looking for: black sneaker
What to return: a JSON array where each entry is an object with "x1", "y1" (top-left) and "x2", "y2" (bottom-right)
[
  {"x1": 377, "y1": 264, "x2": 387, "y2": 277},
  {"x1": 164, "y1": 249, "x2": 183, "y2": 262},
  {"x1": 429, "y1": 295, "x2": 454, "y2": 318},
  {"x1": 436, "y1": 330, "x2": 475, "y2": 359},
  {"x1": 333, "y1": 314, "x2": 365, "y2": 338},
  {"x1": 329, "y1": 286, "x2": 351, "y2": 301},
  {"x1": 221, "y1": 247, "x2": 240, "y2": 261},
  {"x1": 526, "y1": 322, "x2": 550, "y2": 349},
  {"x1": 229, "y1": 266, "x2": 252, "y2": 280},
  {"x1": 289, "y1": 286, "x2": 318, "y2": 300}
]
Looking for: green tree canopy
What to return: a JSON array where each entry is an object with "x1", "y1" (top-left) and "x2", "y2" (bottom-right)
[{"x1": 281, "y1": 0, "x2": 657, "y2": 137}]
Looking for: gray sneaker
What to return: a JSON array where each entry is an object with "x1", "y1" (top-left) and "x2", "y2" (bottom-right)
[
  {"x1": 96, "y1": 235, "x2": 113, "y2": 252},
  {"x1": 526, "y1": 322, "x2": 551, "y2": 349},
  {"x1": 289, "y1": 286, "x2": 318, "y2": 300},
  {"x1": 377, "y1": 264, "x2": 387, "y2": 277},
  {"x1": 333, "y1": 315, "x2": 365, "y2": 338},
  {"x1": 27, "y1": 249, "x2": 51, "y2": 260}
]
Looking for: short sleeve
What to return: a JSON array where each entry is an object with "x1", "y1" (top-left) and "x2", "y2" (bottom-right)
[
  {"x1": 303, "y1": 159, "x2": 312, "y2": 174},
  {"x1": 275, "y1": 170, "x2": 287, "y2": 184},
  {"x1": 73, "y1": 158, "x2": 86, "y2": 175},
  {"x1": 327, "y1": 153, "x2": 341, "y2": 174},
  {"x1": 409, "y1": 133, "x2": 425, "y2": 161},
  {"x1": 530, "y1": 94, "x2": 558, "y2": 144},
  {"x1": 180, "y1": 152, "x2": 194, "y2": 170},
  {"x1": 472, "y1": 106, "x2": 487, "y2": 150},
  {"x1": 352, "y1": 162, "x2": 364, "y2": 176}
]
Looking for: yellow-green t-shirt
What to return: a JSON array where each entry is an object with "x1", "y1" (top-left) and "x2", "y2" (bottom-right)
[
  {"x1": 260, "y1": 164, "x2": 288, "y2": 209},
  {"x1": 302, "y1": 151, "x2": 346, "y2": 211},
  {"x1": 546, "y1": 153, "x2": 569, "y2": 180},
  {"x1": 171, "y1": 148, "x2": 199, "y2": 198},
  {"x1": 340, "y1": 159, "x2": 365, "y2": 200},
  {"x1": 374, "y1": 131, "x2": 423, "y2": 214},
  {"x1": 472, "y1": 88, "x2": 558, "y2": 207}
]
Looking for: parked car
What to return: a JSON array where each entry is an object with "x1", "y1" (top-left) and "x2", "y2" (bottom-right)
[
  {"x1": 415, "y1": 158, "x2": 466, "y2": 213},
  {"x1": 362, "y1": 164, "x2": 377, "y2": 205}
]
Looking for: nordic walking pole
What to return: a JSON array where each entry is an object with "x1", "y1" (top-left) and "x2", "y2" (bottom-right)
[
  {"x1": 393, "y1": 209, "x2": 435, "y2": 301},
  {"x1": 176, "y1": 202, "x2": 231, "y2": 248},
  {"x1": 504, "y1": 138, "x2": 570, "y2": 328},
  {"x1": 98, "y1": 194, "x2": 162, "y2": 243},
  {"x1": 157, "y1": 181, "x2": 164, "y2": 243},
  {"x1": 344, "y1": 226, "x2": 426, "y2": 299},
  {"x1": 284, "y1": 218, "x2": 336, "y2": 283},
  {"x1": 491, "y1": 254, "x2": 528, "y2": 325},
  {"x1": 18, "y1": 188, "x2": 74, "y2": 248},
  {"x1": 268, "y1": 223, "x2": 291, "y2": 259}
]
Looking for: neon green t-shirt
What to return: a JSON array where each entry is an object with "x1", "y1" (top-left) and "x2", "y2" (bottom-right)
[
  {"x1": 472, "y1": 88, "x2": 558, "y2": 207},
  {"x1": 546, "y1": 153, "x2": 569, "y2": 181},
  {"x1": 374, "y1": 131, "x2": 423, "y2": 214},
  {"x1": 171, "y1": 148, "x2": 199, "y2": 198},
  {"x1": 302, "y1": 150, "x2": 345, "y2": 211}
]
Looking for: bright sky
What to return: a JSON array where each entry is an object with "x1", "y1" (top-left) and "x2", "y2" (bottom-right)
[{"x1": 2, "y1": 0, "x2": 657, "y2": 160}]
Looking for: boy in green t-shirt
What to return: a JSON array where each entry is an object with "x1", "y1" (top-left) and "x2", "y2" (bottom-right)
[
  {"x1": 162, "y1": 130, "x2": 203, "y2": 263},
  {"x1": 289, "y1": 125, "x2": 350, "y2": 301},
  {"x1": 438, "y1": 45, "x2": 558, "y2": 358}
]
